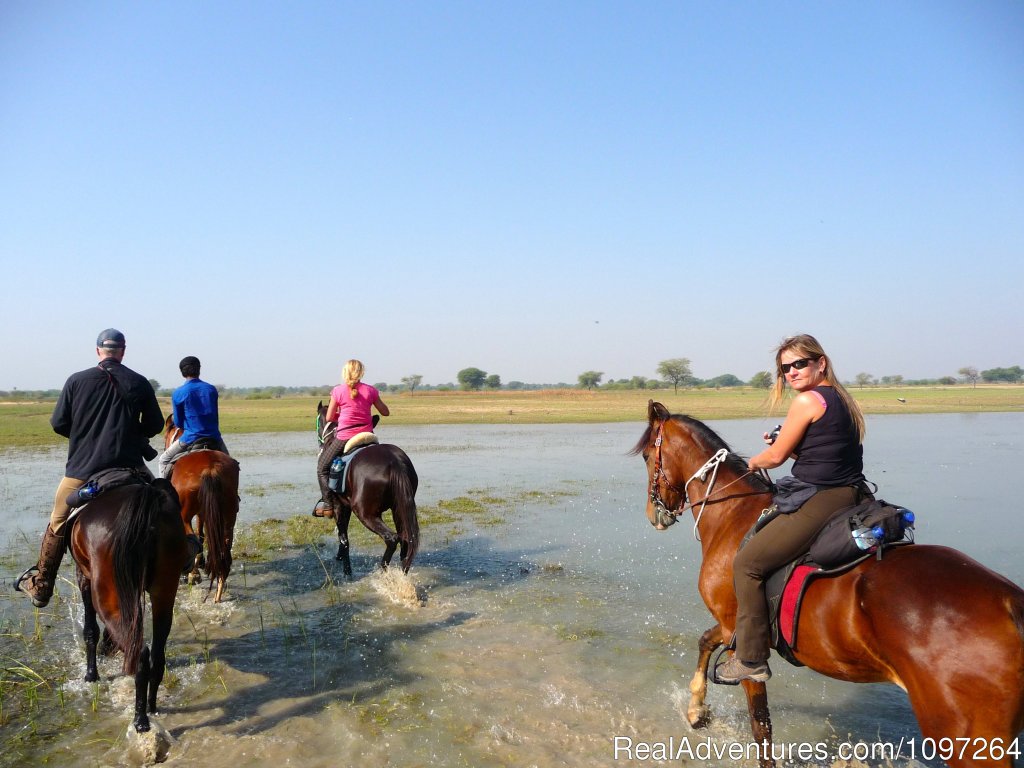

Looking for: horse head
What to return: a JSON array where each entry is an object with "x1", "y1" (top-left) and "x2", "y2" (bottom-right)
[
  {"x1": 316, "y1": 400, "x2": 334, "y2": 447},
  {"x1": 633, "y1": 400, "x2": 770, "y2": 534},
  {"x1": 163, "y1": 414, "x2": 183, "y2": 450}
]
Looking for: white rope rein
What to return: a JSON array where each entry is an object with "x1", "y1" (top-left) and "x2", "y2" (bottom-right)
[{"x1": 686, "y1": 448, "x2": 729, "y2": 541}]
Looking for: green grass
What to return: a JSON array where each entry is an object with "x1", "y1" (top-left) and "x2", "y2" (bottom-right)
[{"x1": 3, "y1": 385, "x2": 1023, "y2": 448}]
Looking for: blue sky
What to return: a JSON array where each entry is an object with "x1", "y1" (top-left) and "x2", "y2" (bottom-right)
[{"x1": 2, "y1": 1, "x2": 1022, "y2": 390}]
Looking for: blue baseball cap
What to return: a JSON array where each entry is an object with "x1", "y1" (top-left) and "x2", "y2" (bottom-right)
[{"x1": 96, "y1": 328, "x2": 126, "y2": 349}]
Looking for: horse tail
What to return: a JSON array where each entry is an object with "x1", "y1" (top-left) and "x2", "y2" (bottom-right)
[
  {"x1": 197, "y1": 462, "x2": 237, "y2": 585},
  {"x1": 390, "y1": 461, "x2": 419, "y2": 570},
  {"x1": 111, "y1": 483, "x2": 160, "y2": 674}
]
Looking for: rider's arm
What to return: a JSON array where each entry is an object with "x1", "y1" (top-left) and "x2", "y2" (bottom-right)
[
  {"x1": 374, "y1": 395, "x2": 390, "y2": 417},
  {"x1": 747, "y1": 391, "x2": 824, "y2": 470},
  {"x1": 326, "y1": 397, "x2": 339, "y2": 423}
]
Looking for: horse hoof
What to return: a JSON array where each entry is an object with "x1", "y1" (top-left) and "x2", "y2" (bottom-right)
[
  {"x1": 133, "y1": 719, "x2": 151, "y2": 733},
  {"x1": 84, "y1": 671, "x2": 99, "y2": 683},
  {"x1": 687, "y1": 705, "x2": 712, "y2": 729}
]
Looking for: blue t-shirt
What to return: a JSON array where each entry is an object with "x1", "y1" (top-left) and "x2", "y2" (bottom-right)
[{"x1": 172, "y1": 378, "x2": 222, "y2": 444}]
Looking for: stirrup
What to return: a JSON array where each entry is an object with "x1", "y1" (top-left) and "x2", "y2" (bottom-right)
[{"x1": 13, "y1": 564, "x2": 39, "y2": 595}]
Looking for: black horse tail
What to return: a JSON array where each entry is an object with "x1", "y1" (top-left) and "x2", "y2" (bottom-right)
[
  {"x1": 390, "y1": 462, "x2": 419, "y2": 571},
  {"x1": 111, "y1": 483, "x2": 160, "y2": 673},
  {"x1": 197, "y1": 465, "x2": 236, "y2": 587}
]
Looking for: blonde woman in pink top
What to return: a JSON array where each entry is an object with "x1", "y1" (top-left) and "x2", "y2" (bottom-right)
[{"x1": 314, "y1": 360, "x2": 390, "y2": 518}]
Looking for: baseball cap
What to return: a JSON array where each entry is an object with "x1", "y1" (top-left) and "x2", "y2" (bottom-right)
[{"x1": 96, "y1": 328, "x2": 126, "y2": 349}]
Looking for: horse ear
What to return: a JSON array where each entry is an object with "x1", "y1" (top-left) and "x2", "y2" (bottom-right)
[
  {"x1": 648, "y1": 400, "x2": 670, "y2": 423},
  {"x1": 317, "y1": 400, "x2": 323, "y2": 410},
  {"x1": 164, "y1": 414, "x2": 174, "y2": 429}
]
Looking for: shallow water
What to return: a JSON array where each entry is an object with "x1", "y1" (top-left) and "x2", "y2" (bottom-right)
[{"x1": 1, "y1": 414, "x2": 1021, "y2": 767}]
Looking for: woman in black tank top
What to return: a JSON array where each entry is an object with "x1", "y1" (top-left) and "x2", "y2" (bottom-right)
[{"x1": 716, "y1": 334, "x2": 867, "y2": 684}]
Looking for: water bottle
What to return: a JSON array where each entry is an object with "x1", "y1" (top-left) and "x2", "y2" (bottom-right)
[
  {"x1": 852, "y1": 524, "x2": 879, "y2": 550},
  {"x1": 77, "y1": 481, "x2": 99, "y2": 503},
  {"x1": 328, "y1": 457, "x2": 343, "y2": 491}
]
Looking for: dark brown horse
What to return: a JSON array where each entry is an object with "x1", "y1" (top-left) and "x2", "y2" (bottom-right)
[
  {"x1": 633, "y1": 401, "x2": 1024, "y2": 768},
  {"x1": 316, "y1": 402, "x2": 419, "y2": 577},
  {"x1": 69, "y1": 480, "x2": 187, "y2": 732},
  {"x1": 164, "y1": 415, "x2": 240, "y2": 603}
]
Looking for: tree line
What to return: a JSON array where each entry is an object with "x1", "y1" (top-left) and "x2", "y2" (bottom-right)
[{"x1": 3, "y1": 363, "x2": 1020, "y2": 402}]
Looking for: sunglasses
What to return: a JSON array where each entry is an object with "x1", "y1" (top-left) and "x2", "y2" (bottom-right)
[{"x1": 780, "y1": 357, "x2": 818, "y2": 374}]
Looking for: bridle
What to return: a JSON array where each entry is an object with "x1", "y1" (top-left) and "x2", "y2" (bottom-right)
[
  {"x1": 316, "y1": 409, "x2": 336, "y2": 456},
  {"x1": 648, "y1": 422, "x2": 766, "y2": 540}
]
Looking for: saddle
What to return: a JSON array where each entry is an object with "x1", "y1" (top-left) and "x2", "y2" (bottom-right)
[
  {"x1": 65, "y1": 467, "x2": 155, "y2": 510},
  {"x1": 760, "y1": 540, "x2": 914, "y2": 666},
  {"x1": 333, "y1": 442, "x2": 376, "y2": 495}
]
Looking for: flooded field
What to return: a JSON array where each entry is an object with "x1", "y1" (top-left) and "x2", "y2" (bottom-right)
[{"x1": 1, "y1": 414, "x2": 1022, "y2": 767}]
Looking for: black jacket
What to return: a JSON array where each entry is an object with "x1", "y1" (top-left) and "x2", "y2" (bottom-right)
[{"x1": 50, "y1": 358, "x2": 164, "y2": 479}]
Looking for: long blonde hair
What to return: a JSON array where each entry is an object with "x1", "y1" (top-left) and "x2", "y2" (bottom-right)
[
  {"x1": 769, "y1": 334, "x2": 865, "y2": 442},
  {"x1": 341, "y1": 359, "x2": 364, "y2": 399}
]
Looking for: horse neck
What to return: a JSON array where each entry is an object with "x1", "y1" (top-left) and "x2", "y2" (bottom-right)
[{"x1": 664, "y1": 426, "x2": 767, "y2": 549}]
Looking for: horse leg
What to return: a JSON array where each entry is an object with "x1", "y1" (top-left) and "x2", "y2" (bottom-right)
[
  {"x1": 98, "y1": 628, "x2": 117, "y2": 656},
  {"x1": 80, "y1": 576, "x2": 100, "y2": 683},
  {"x1": 354, "y1": 506, "x2": 399, "y2": 570},
  {"x1": 741, "y1": 680, "x2": 775, "y2": 768},
  {"x1": 133, "y1": 646, "x2": 152, "y2": 732},
  {"x1": 335, "y1": 505, "x2": 353, "y2": 578},
  {"x1": 687, "y1": 623, "x2": 723, "y2": 728},
  {"x1": 148, "y1": 601, "x2": 174, "y2": 714}
]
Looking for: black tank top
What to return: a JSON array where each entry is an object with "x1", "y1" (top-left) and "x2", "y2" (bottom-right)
[{"x1": 792, "y1": 386, "x2": 864, "y2": 487}]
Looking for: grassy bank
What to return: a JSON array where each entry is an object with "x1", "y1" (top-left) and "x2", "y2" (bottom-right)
[{"x1": 3, "y1": 385, "x2": 1023, "y2": 449}]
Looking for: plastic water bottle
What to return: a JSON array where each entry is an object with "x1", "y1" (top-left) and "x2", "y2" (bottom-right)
[
  {"x1": 852, "y1": 524, "x2": 879, "y2": 550},
  {"x1": 328, "y1": 457, "x2": 343, "y2": 491},
  {"x1": 77, "y1": 481, "x2": 98, "y2": 503}
]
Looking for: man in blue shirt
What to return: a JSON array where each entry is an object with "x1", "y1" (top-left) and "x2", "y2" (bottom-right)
[{"x1": 159, "y1": 356, "x2": 229, "y2": 477}]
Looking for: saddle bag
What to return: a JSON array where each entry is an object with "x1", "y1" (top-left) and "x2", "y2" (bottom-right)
[{"x1": 808, "y1": 498, "x2": 915, "y2": 567}]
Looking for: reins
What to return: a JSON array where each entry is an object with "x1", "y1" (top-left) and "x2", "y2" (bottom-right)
[{"x1": 649, "y1": 422, "x2": 770, "y2": 541}]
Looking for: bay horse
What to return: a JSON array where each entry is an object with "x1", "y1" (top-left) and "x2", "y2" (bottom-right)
[
  {"x1": 69, "y1": 479, "x2": 187, "y2": 732},
  {"x1": 164, "y1": 415, "x2": 240, "y2": 603},
  {"x1": 316, "y1": 402, "x2": 419, "y2": 577},
  {"x1": 633, "y1": 401, "x2": 1024, "y2": 768}
]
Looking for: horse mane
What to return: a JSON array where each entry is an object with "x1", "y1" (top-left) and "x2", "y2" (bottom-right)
[{"x1": 631, "y1": 412, "x2": 772, "y2": 492}]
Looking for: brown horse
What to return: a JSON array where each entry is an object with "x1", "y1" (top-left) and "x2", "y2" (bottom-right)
[
  {"x1": 164, "y1": 415, "x2": 240, "y2": 602},
  {"x1": 69, "y1": 479, "x2": 187, "y2": 732},
  {"x1": 316, "y1": 402, "x2": 419, "y2": 577},
  {"x1": 633, "y1": 401, "x2": 1024, "y2": 768}
]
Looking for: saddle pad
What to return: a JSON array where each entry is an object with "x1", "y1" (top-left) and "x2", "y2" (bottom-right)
[{"x1": 779, "y1": 564, "x2": 819, "y2": 647}]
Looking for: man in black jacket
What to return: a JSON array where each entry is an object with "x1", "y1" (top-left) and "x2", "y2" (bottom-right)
[{"x1": 15, "y1": 328, "x2": 164, "y2": 607}]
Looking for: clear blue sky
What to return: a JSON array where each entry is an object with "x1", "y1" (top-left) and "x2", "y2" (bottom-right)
[{"x1": 2, "y1": 1, "x2": 1022, "y2": 390}]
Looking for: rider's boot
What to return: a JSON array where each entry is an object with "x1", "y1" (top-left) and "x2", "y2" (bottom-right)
[{"x1": 15, "y1": 526, "x2": 67, "y2": 608}]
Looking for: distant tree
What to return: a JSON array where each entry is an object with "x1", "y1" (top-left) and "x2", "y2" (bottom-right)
[
  {"x1": 706, "y1": 374, "x2": 744, "y2": 388},
  {"x1": 578, "y1": 371, "x2": 603, "y2": 390},
  {"x1": 880, "y1": 375, "x2": 904, "y2": 386},
  {"x1": 854, "y1": 372, "x2": 874, "y2": 388},
  {"x1": 148, "y1": 378, "x2": 161, "y2": 392},
  {"x1": 938, "y1": 376, "x2": 958, "y2": 386},
  {"x1": 958, "y1": 366, "x2": 980, "y2": 388},
  {"x1": 981, "y1": 366, "x2": 1023, "y2": 383},
  {"x1": 401, "y1": 374, "x2": 423, "y2": 395},
  {"x1": 507, "y1": 380, "x2": 525, "y2": 390},
  {"x1": 484, "y1": 374, "x2": 501, "y2": 389},
  {"x1": 457, "y1": 367, "x2": 487, "y2": 390},
  {"x1": 657, "y1": 358, "x2": 692, "y2": 393},
  {"x1": 749, "y1": 371, "x2": 772, "y2": 389},
  {"x1": 629, "y1": 376, "x2": 648, "y2": 390}
]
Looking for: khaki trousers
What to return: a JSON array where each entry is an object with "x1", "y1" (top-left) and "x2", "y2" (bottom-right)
[
  {"x1": 49, "y1": 476, "x2": 87, "y2": 535},
  {"x1": 732, "y1": 484, "x2": 861, "y2": 662}
]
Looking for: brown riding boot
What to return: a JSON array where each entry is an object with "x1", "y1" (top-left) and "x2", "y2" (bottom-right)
[{"x1": 15, "y1": 526, "x2": 67, "y2": 608}]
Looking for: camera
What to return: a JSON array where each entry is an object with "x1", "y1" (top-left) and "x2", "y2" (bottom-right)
[{"x1": 768, "y1": 424, "x2": 782, "y2": 445}]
